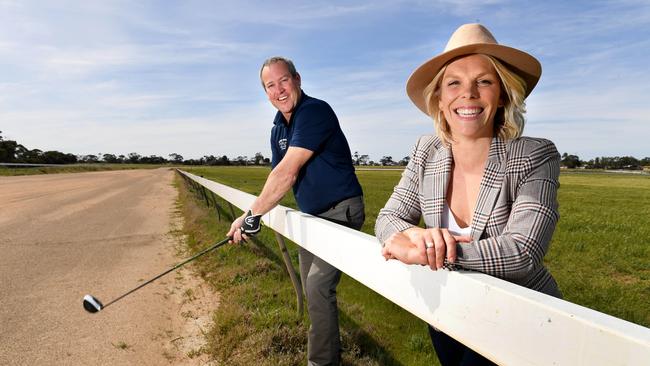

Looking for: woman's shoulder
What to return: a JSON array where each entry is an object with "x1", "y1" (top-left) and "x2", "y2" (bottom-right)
[
  {"x1": 506, "y1": 136, "x2": 559, "y2": 157},
  {"x1": 503, "y1": 137, "x2": 561, "y2": 175},
  {"x1": 410, "y1": 135, "x2": 445, "y2": 163},
  {"x1": 414, "y1": 134, "x2": 444, "y2": 152}
]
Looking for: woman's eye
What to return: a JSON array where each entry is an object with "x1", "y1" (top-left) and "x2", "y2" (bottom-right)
[
  {"x1": 478, "y1": 79, "x2": 493, "y2": 85},
  {"x1": 447, "y1": 80, "x2": 459, "y2": 86}
]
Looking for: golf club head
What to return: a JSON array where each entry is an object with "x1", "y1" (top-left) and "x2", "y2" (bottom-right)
[{"x1": 83, "y1": 294, "x2": 104, "y2": 313}]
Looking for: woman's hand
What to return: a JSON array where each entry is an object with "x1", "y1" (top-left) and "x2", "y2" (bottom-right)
[
  {"x1": 383, "y1": 227, "x2": 471, "y2": 270},
  {"x1": 382, "y1": 231, "x2": 428, "y2": 265}
]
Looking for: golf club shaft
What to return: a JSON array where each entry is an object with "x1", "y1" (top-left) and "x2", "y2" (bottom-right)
[{"x1": 102, "y1": 236, "x2": 231, "y2": 309}]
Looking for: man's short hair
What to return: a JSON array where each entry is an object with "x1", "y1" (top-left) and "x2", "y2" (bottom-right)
[{"x1": 260, "y1": 56, "x2": 298, "y2": 89}]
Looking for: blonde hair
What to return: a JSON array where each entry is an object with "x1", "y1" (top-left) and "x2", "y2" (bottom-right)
[{"x1": 423, "y1": 54, "x2": 528, "y2": 145}]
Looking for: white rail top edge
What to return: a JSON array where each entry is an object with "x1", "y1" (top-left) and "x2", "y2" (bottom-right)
[{"x1": 179, "y1": 170, "x2": 650, "y2": 366}]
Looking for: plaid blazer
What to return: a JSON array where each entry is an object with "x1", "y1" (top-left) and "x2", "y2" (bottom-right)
[{"x1": 375, "y1": 135, "x2": 562, "y2": 297}]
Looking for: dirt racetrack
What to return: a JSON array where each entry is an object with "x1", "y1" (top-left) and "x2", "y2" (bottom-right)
[{"x1": 0, "y1": 168, "x2": 217, "y2": 365}]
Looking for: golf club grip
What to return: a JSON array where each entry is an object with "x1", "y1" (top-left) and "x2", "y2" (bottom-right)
[{"x1": 102, "y1": 236, "x2": 231, "y2": 308}]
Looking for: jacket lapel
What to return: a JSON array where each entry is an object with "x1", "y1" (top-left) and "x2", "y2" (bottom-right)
[
  {"x1": 424, "y1": 142, "x2": 452, "y2": 229},
  {"x1": 470, "y1": 137, "x2": 506, "y2": 240}
]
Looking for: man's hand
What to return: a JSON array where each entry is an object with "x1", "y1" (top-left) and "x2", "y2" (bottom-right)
[
  {"x1": 227, "y1": 210, "x2": 262, "y2": 244},
  {"x1": 241, "y1": 210, "x2": 262, "y2": 235}
]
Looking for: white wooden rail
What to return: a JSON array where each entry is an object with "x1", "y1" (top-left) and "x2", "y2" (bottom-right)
[{"x1": 178, "y1": 170, "x2": 650, "y2": 366}]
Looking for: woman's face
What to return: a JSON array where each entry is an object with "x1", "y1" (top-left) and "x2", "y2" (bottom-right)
[{"x1": 438, "y1": 54, "x2": 503, "y2": 141}]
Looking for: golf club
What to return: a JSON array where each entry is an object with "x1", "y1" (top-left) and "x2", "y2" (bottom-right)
[
  {"x1": 83, "y1": 236, "x2": 231, "y2": 313},
  {"x1": 83, "y1": 209, "x2": 263, "y2": 313}
]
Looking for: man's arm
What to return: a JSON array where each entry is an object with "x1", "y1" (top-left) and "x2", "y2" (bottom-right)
[{"x1": 228, "y1": 146, "x2": 313, "y2": 242}]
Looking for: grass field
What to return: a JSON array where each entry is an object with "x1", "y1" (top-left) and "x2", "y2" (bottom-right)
[
  {"x1": 0, "y1": 163, "x2": 168, "y2": 176},
  {"x1": 176, "y1": 167, "x2": 649, "y2": 365}
]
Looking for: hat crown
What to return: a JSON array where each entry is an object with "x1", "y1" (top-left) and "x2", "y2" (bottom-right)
[{"x1": 444, "y1": 23, "x2": 498, "y2": 52}]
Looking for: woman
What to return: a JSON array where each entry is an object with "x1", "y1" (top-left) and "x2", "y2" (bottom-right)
[{"x1": 375, "y1": 24, "x2": 562, "y2": 366}]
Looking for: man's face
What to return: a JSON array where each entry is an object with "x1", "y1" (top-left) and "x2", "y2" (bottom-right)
[{"x1": 261, "y1": 62, "x2": 301, "y2": 121}]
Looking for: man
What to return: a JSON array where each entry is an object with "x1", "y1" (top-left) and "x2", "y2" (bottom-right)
[{"x1": 228, "y1": 56, "x2": 364, "y2": 366}]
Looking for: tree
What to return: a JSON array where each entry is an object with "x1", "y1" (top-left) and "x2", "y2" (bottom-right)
[
  {"x1": 399, "y1": 156, "x2": 410, "y2": 166},
  {"x1": 139, "y1": 155, "x2": 167, "y2": 164},
  {"x1": 20, "y1": 148, "x2": 43, "y2": 163},
  {"x1": 593, "y1": 157, "x2": 602, "y2": 169},
  {"x1": 253, "y1": 152, "x2": 265, "y2": 165},
  {"x1": 127, "y1": 152, "x2": 141, "y2": 164},
  {"x1": 352, "y1": 151, "x2": 371, "y2": 166},
  {"x1": 168, "y1": 153, "x2": 183, "y2": 164},
  {"x1": 234, "y1": 156, "x2": 248, "y2": 166},
  {"x1": 0, "y1": 132, "x2": 19, "y2": 162},
  {"x1": 103, "y1": 153, "x2": 120, "y2": 163},
  {"x1": 43, "y1": 150, "x2": 76, "y2": 164},
  {"x1": 203, "y1": 155, "x2": 218, "y2": 165},
  {"x1": 218, "y1": 155, "x2": 230, "y2": 165},
  {"x1": 618, "y1": 156, "x2": 640, "y2": 169},
  {"x1": 640, "y1": 157, "x2": 650, "y2": 166},
  {"x1": 561, "y1": 153, "x2": 581, "y2": 169},
  {"x1": 380, "y1": 156, "x2": 394, "y2": 166},
  {"x1": 358, "y1": 154, "x2": 369, "y2": 166},
  {"x1": 82, "y1": 154, "x2": 99, "y2": 163}
]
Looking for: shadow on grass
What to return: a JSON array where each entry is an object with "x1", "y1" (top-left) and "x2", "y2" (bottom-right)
[{"x1": 339, "y1": 309, "x2": 406, "y2": 366}]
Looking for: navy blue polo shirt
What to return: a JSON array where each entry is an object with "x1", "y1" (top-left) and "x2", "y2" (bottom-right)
[{"x1": 270, "y1": 92, "x2": 362, "y2": 215}]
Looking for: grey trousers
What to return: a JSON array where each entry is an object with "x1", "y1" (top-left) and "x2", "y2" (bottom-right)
[{"x1": 299, "y1": 196, "x2": 365, "y2": 366}]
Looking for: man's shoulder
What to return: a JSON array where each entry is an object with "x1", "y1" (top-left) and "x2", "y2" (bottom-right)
[{"x1": 297, "y1": 94, "x2": 334, "y2": 116}]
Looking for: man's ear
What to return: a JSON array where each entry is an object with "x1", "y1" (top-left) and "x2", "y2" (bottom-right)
[{"x1": 295, "y1": 73, "x2": 301, "y2": 86}]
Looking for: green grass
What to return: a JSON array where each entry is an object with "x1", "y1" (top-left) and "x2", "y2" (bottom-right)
[
  {"x1": 0, "y1": 163, "x2": 168, "y2": 176},
  {"x1": 176, "y1": 167, "x2": 650, "y2": 365},
  {"x1": 546, "y1": 172, "x2": 650, "y2": 326}
]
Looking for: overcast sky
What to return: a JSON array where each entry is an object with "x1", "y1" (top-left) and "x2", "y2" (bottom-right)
[{"x1": 1, "y1": 0, "x2": 648, "y2": 161}]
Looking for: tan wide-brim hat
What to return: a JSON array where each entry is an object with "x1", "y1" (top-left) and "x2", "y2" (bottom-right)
[{"x1": 406, "y1": 23, "x2": 541, "y2": 116}]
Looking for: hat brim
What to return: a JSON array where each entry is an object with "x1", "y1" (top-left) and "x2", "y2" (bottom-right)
[{"x1": 406, "y1": 43, "x2": 541, "y2": 116}]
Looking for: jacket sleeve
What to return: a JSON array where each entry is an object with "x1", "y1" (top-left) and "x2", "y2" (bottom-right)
[
  {"x1": 455, "y1": 139, "x2": 560, "y2": 281},
  {"x1": 375, "y1": 136, "x2": 431, "y2": 245}
]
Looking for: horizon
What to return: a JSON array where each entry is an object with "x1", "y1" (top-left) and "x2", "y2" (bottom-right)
[
  {"x1": 1, "y1": 1, "x2": 649, "y2": 161},
  {"x1": 2, "y1": 131, "x2": 649, "y2": 164}
]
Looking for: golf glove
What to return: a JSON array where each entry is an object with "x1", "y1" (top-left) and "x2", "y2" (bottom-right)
[{"x1": 241, "y1": 210, "x2": 262, "y2": 235}]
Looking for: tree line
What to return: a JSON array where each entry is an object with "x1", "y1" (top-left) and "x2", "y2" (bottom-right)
[
  {"x1": 353, "y1": 152, "x2": 410, "y2": 166},
  {"x1": 1, "y1": 132, "x2": 647, "y2": 169},
  {"x1": 561, "y1": 153, "x2": 649, "y2": 170},
  {"x1": 0, "y1": 132, "x2": 270, "y2": 166}
]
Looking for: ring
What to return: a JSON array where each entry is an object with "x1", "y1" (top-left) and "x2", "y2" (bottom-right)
[{"x1": 425, "y1": 242, "x2": 433, "y2": 249}]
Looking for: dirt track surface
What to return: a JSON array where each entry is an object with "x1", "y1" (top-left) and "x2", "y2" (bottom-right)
[{"x1": 0, "y1": 168, "x2": 217, "y2": 365}]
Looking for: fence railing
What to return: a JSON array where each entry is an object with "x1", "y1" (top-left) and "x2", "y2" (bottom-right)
[{"x1": 177, "y1": 169, "x2": 650, "y2": 365}]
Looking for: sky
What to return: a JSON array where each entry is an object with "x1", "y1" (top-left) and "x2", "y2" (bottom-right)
[{"x1": 1, "y1": 0, "x2": 649, "y2": 162}]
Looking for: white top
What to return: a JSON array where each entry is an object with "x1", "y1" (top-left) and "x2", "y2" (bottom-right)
[{"x1": 441, "y1": 201, "x2": 472, "y2": 237}]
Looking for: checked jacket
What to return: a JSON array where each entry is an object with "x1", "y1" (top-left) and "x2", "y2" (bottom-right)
[{"x1": 375, "y1": 135, "x2": 562, "y2": 297}]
